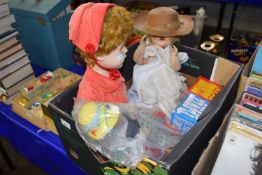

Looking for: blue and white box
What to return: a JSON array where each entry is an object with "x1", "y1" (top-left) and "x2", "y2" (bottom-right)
[{"x1": 171, "y1": 93, "x2": 209, "y2": 135}]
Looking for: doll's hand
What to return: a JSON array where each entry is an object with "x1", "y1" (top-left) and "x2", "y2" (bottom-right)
[
  {"x1": 178, "y1": 52, "x2": 189, "y2": 64},
  {"x1": 172, "y1": 46, "x2": 178, "y2": 56},
  {"x1": 134, "y1": 37, "x2": 147, "y2": 65},
  {"x1": 171, "y1": 46, "x2": 181, "y2": 71},
  {"x1": 144, "y1": 45, "x2": 160, "y2": 59}
]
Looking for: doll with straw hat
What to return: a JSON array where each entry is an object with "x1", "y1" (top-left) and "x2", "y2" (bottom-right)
[{"x1": 128, "y1": 7, "x2": 194, "y2": 116}]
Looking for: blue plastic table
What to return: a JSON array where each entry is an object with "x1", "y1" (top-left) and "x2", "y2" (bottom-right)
[{"x1": 0, "y1": 65, "x2": 87, "y2": 175}]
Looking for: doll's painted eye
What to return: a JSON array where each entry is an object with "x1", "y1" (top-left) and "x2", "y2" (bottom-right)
[{"x1": 159, "y1": 37, "x2": 166, "y2": 41}]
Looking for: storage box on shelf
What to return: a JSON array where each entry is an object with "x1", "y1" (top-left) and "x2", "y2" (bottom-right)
[
  {"x1": 9, "y1": 0, "x2": 74, "y2": 70},
  {"x1": 48, "y1": 43, "x2": 243, "y2": 174}
]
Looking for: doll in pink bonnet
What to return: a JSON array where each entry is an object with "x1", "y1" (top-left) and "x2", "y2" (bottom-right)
[{"x1": 69, "y1": 3, "x2": 134, "y2": 103}]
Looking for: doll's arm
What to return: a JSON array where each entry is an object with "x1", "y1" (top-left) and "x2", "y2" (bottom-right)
[
  {"x1": 133, "y1": 37, "x2": 147, "y2": 65},
  {"x1": 170, "y1": 46, "x2": 181, "y2": 71}
]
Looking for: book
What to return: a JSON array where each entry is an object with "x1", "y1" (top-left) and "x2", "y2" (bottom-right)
[
  {"x1": 246, "y1": 74, "x2": 262, "y2": 90},
  {"x1": 0, "y1": 49, "x2": 26, "y2": 69},
  {"x1": 0, "y1": 14, "x2": 15, "y2": 28},
  {"x1": 0, "y1": 74, "x2": 35, "y2": 96},
  {"x1": 0, "y1": 7, "x2": 9, "y2": 18},
  {"x1": 246, "y1": 86, "x2": 262, "y2": 98},
  {"x1": 0, "y1": 30, "x2": 18, "y2": 43},
  {"x1": 235, "y1": 104, "x2": 262, "y2": 126},
  {"x1": 0, "y1": 43, "x2": 22, "y2": 61},
  {"x1": 240, "y1": 92, "x2": 262, "y2": 114},
  {"x1": 0, "y1": 1, "x2": 9, "y2": 5},
  {"x1": 0, "y1": 55, "x2": 30, "y2": 79},
  {"x1": 0, "y1": 3, "x2": 8, "y2": 13},
  {"x1": 251, "y1": 73, "x2": 262, "y2": 81},
  {"x1": 0, "y1": 25, "x2": 13, "y2": 36},
  {"x1": 1, "y1": 63, "x2": 34, "y2": 89},
  {"x1": 251, "y1": 46, "x2": 262, "y2": 76},
  {"x1": 0, "y1": 36, "x2": 17, "y2": 53}
]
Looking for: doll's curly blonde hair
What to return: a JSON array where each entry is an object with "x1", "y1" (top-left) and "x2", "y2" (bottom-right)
[{"x1": 78, "y1": 6, "x2": 134, "y2": 66}]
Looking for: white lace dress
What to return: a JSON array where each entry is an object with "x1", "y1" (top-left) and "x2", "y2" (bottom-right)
[{"x1": 128, "y1": 44, "x2": 188, "y2": 117}]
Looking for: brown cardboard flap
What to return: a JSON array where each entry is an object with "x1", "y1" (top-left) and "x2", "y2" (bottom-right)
[
  {"x1": 211, "y1": 58, "x2": 240, "y2": 86},
  {"x1": 192, "y1": 106, "x2": 235, "y2": 175}
]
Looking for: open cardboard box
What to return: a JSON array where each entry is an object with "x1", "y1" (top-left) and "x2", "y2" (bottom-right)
[
  {"x1": 11, "y1": 68, "x2": 81, "y2": 135},
  {"x1": 193, "y1": 42, "x2": 262, "y2": 175},
  {"x1": 48, "y1": 44, "x2": 243, "y2": 174},
  {"x1": 192, "y1": 106, "x2": 234, "y2": 175}
]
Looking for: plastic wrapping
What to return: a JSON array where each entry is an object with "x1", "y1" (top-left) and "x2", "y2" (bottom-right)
[{"x1": 73, "y1": 100, "x2": 182, "y2": 167}]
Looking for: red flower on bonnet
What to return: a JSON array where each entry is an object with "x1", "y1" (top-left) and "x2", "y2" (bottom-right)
[{"x1": 69, "y1": 3, "x2": 116, "y2": 54}]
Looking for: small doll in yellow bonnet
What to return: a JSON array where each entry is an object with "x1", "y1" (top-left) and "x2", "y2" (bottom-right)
[{"x1": 128, "y1": 7, "x2": 194, "y2": 116}]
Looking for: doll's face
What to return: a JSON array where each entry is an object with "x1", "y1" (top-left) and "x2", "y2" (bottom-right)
[
  {"x1": 150, "y1": 36, "x2": 173, "y2": 48},
  {"x1": 96, "y1": 44, "x2": 128, "y2": 69}
]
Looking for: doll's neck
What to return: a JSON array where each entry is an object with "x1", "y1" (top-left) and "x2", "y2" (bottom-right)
[{"x1": 92, "y1": 64, "x2": 110, "y2": 77}]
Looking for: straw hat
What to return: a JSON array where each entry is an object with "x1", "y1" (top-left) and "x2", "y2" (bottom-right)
[
  {"x1": 134, "y1": 7, "x2": 194, "y2": 37},
  {"x1": 77, "y1": 102, "x2": 120, "y2": 140}
]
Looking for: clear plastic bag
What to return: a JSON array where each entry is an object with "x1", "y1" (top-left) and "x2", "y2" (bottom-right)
[{"x1": 72, "y1": 100, "x2": 182, "y2": 167}]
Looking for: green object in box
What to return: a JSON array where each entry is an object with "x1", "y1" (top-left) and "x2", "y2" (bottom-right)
[{"x1": 153, "y1": 166, "x2": 168, "y2": 175}]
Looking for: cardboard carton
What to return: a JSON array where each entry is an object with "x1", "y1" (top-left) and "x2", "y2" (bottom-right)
[
  {"x1": 48, "y1": 44, "x2": 243, "y2": 174},
  {"x1": 12, "y1": 68, "x2": 81, "y2": 134},
  {"x1": 192, "y1": 106, "x2": 233, "y2": 175}
]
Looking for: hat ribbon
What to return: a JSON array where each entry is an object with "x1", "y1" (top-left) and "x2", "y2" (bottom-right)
[{"x1": 91, "y1": 54, "x2": 121, "y2": 80}]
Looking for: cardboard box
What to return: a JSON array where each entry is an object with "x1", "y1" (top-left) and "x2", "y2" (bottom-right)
[
  {"x1": 48, "y1": 44, "x2": 243, "y2": 174},
  {"x1": 12, "y1": 95, "x2": 48, "y2": 130},
  {"x1": 236, "y1": 42, "x2": 262, "y2": 100},
  {"x1": 192, "y1": 106, "x2": 233, "y2": 175},
  {"x1": 192, "y1": 104, "x2": 262, "y2": 175},
  {"x1": 12, "y1": 68, "x2": 81, "y2": 134},
  {"x1": 20, "y1": 68, "x2": 81, "y2": 101}
]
